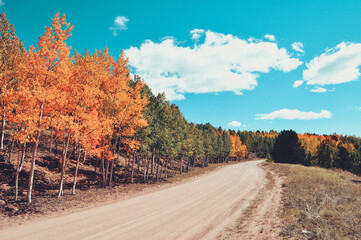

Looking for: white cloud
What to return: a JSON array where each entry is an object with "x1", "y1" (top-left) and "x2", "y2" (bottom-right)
[
  {"x1": 303, "y1": 42, "x2": 361, "y2": 86},
  {"x1": 0, "y1": 0, "x2": 4, "y2": 6},
  {"x1": 310, "y1": 87, "x2": 327, "y2": 93},
  {"x1": 255, "y1": 109, "x2": 332, "y2": 120},
  {"x1": 125, "y1": 30, "x2": 302, "y2": 100},
  {"x1": 292, "y1": 42, "x2": 304, "y2": 53},
  {"x1": 233, "y1": 90, "x2": 243, "y2": 95},
  {"x1": 227, "y1": 121, "x2": 242, "y2": 127},
  {"x1": 293, "y1": 80, "x2": 303, "y2": 88},
  {"x1": 190, "y1": 29, "x2": 205, "y2": 41},
  {"x1": 264, "y1": 34, "x2": 275, "y2": 41},
  {"x1": 109, "y1": 16, "x2": 129, "y2": 36}
]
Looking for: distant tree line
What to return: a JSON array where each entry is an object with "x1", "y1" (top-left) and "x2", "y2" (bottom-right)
[
  {"x1": 272, "y1": 130, "x2": 361, "y2": 175},
  {"x1": 222, "y1": 129, "x2": 278, "y2": 159}
]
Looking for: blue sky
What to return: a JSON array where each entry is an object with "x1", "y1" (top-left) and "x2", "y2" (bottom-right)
[{"x1": 3, "y1": 0, "x2": 361, "y2": 136}]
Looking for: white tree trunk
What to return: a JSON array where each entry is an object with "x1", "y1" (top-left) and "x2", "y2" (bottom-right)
[
  {"x1": 58, "y1": 133, "x2": 70, "y2": 198},
  {"x1": 27, "y1": 103, "x2": 44, "y2": 205},
  {"x1": 72, "y1": 149, "x2": 81, "y2": 195}
]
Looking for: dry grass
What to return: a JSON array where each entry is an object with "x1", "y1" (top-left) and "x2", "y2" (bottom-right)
[{"x1": 270, "y1": 163, "x2": 361, "y2": 240}]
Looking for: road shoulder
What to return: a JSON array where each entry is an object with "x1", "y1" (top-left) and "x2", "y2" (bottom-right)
[{"x1": 219, "y1": 162, "x2": 284, "y2": 240}]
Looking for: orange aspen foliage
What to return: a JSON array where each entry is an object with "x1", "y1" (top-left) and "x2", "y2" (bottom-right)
[
  {"x1": 15, "y1": 13, "x2": 73, "y2": 204},
  {"x1": 5, "y1": 12, "x2": 149, "y2": 200},
  {"x1": 298, "y1": 133, "x2": 341, "y2": 157},
  {"x1": 228, "y1": 133, "x2": 248, "y2": 158},
  {"x1": 0, "y1": 12, "x2": 24, "y2": 150}
]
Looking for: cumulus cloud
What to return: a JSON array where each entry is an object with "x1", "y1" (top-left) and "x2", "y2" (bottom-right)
[
  {"x1": 190, "y1": 29, "x2": 205, "y2": 41},
  {"x1": 0, "y1": 1, "x2": 3, "y2": 7},
  {"x1": 293, "y1": 80, "x2": 303, "y2": 88},
  {"x1": 227, "y1": 121, "x2": 242, "y2": 127},
  {"x1": 125, "y1": 30, "x2": 302, "y2": 100},
  {"x1": 310, "y1": 87, "x2": 327, "y2": 93},
  {"x1": 255, "y1": 109, "x2": 332, "y2": 120},
  {"x1": 303, "y1": 42, "x2": 361, "y2": 86},
  {"x1": 292, "y1": 42, "x2": 304, "y2": 53},
  {"x1": 109, "y1": 16, "x2": 129, "y2": 36},
  {"x1": 264, "y1": 34, "x2": 275, "y2": 41}
]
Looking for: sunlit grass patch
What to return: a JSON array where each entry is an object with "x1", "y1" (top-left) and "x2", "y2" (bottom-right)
[{"x1": 271, "y1": 164, "x2": 361, "y2": 240}]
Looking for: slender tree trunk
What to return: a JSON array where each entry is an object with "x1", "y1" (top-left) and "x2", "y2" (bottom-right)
[
  {"x1": 19, "y1": 141, "x2": 26, "y2": 172},
  {"x1": 109, "y1": 159, "x2": 114, "y2": 185},
  {"x1": 105, "y1": 159, "x2": 109, "y2": 185},
  {"x1": 164, "y1": 158, "x2": 168, "y2": 179},
  {"x1": 82, "y1": 150, "x2": 87, "y2": 163},
  {"x1": 146, "y1": 156, "x2": 150, "y2": 181},
  {"x1": 62, "y1": 133, "x2": 66, "y2": 154},
  {"x1": 159, "y1": 159, "x2": 164, "y2": 179},
  {"x1": 27, "y1": 103, "x2": 44, "y2": 205},
  {"x1": 155, "y1": 157, "x2": 159, "y2": 181},
  {"x1": 173, "y1": 160, "x2": 176, "y2": 176},
  {"x1": 72, "y1": 149, "x2": 81, "y2": 195},
  {"x1": 131, "y1": 151, "x2": 136, "y2": 184},
  {"x1": 15, "y1": 140, "x2": 27, "y2": 200},
  {"x1": 143, "y1": 156, "x2": 147, "y2": 182},
  {"x1": 101, "y1": 155, "x2": 106, "y2": 186},
  {"x1": 8, "y1": 136, "x2": 15, "y2": 164},
  {"x1": 171, "y1": 160, "x2": 174, "y2": 177},
  {"x1": 49, "y1": 128, "x2": 53, "y2": 153},
  {"x1": 180, "y1": 157, "x2": 183, "y2": 174},
  {"x1": 58, "y1": 133, "x2": 70, "y2": 198},
  {"x1": 55, "y1": 132, "x2": 58, "y2": 153},
  {"x1": 15, "y1": 147, "x2": 22, "y2": 201},
  {"x1": 151, "y1": 148, "x2": 155, "y2": 175},
  {"x1": 0, "y1": 109, "x2": 5, "y2": 151}
]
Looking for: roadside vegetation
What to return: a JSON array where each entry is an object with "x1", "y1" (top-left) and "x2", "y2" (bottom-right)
[{"x1": 270, "y1": 163, "x2": 361, "y2": 239}]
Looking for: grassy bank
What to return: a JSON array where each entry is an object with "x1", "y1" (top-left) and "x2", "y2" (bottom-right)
[{"x1": 270, "y1": 163, "x2": 361, "y2": 239}]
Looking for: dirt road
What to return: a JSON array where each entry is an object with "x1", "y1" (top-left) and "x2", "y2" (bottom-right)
[{"x1": 0, "y1": 160, "x2": 266, "y2": 240}]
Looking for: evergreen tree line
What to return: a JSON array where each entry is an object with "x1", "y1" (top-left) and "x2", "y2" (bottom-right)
[{"x1": 272, "y1": 130, "x2": 361, "y2": 175}]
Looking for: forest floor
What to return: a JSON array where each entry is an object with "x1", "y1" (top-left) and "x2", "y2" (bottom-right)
[{"x1": 0, "y1": 160, "x2": 266, "y2": 239}]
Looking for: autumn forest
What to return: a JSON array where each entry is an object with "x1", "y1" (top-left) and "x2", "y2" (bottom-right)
[{"x1": 1, "y1": 12, "x2": 361, "y2": 209}]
